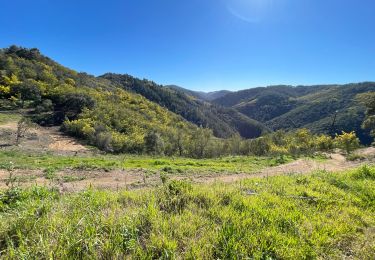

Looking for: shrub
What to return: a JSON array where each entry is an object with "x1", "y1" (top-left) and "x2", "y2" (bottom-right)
[
  {"x1": 315, "y1": 134, "x2": 334, "y2": 151},
  {"x1": 334, "y1": 131, "x2": 360, "y2": 154},
  {"x1": 248, "y1": 137, "x2": 270, "y2": 156}
]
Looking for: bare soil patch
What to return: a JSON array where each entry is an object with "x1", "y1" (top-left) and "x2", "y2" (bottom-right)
[{"x1": 0, "y1": 120, "x2": 91, "y2": 155}]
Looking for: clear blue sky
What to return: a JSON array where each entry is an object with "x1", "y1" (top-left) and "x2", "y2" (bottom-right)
[{"x1": 1, "y1": 0, "x2": 374, "y2": 91}]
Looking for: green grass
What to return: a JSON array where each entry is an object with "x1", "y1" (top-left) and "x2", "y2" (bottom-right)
[
  {"x1": 0, "y1": 112, "x2": 21, "y2": 125},
  {"x1": 0, "y1": 166, "x2": 374, "y2": 259},
  {"x1": 0, "y1": 150, "x2": 295, "y2": 175}
]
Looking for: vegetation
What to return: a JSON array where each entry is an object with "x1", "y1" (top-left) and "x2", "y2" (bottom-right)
[
  {"x1": 0, "y1": 112, "x2": 21, "y2": 124},
  {"x1": 359, "y1": 91, "x2": 375, "y2": 140},
  {"x1": 213, "y1": 84, "x2": 375, "y2": 144},
  {"x1": 0, "y1": 150, "x2": 293, "y2": 174},
  {"x1": 0, "y1": 166, "x2": 373, "y2": 258},
  {"x1": 334, "y1": 131, "x2": 360, "y2": 154},
  {"x1": 0, "y1": 45, "x2": 374, "y2": 259},
  {"x1": 0, "y1": 46, "x2": 267, "y2": 156},
  {"x1": 100, "y1": 73, "x2": 268, "y2": 138},
  {"x1": 166, "y1": 85, "x2": 231, "y2": 101},
  {"x1": 0, "y1": 46, "x2": 206, "y2": 155},
  {"x1": 0, "y1": 46, "x2": 373, "y2": 157}
]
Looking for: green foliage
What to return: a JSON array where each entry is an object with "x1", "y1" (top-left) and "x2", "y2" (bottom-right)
[
  {"x1": 214, "y1": 84, "x2": 375, "y2": 144},
  {"x1": 352, "y1": 165, "x2": 375, "y2": 179},
  {"x1": 242, "y1": 129, "x2": 335, "y2": 156},
  {"x1": 0, "y1": 167, "x2": 374, "y2": 258},
  {"x1": 334, "y1": 131, "x2": 360, "y2": 154},
  {"x1": 144, "y1": 131, "x2": 165, "y2": 155},
  {"x1": 0, "y1": 46, "x2": 203, "y2": 155},
  {"x1": 0, "y1": 46, "x2": 372, "y2": 158},
  {"x1": 100, "y1": 73, "x2": 269, "y2": 139},
  {"x1": 315, "y1": 134, "x2": 334, "y2": 151},
  {"x1": 247, "y1": 137, "x2": 271, "y2": 156},
  {"x1": 358, "y1": 91, "x2": 375, "y2": 141},
  {"x1": 0, "y1": 150, "x2": 290, "y2": 174}
]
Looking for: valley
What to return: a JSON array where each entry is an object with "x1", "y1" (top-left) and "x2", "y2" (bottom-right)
[{"x1": 0, "y1": 46, "x2": 374, "y2": 259}]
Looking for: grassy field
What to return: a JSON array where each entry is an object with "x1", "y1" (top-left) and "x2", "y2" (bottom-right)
[
  {"x1": 0, "y1": 166, "x2": 373, "y2": 259},
  {"x1": 0, "y1": 150, "x2": 295, "y2": 174}
]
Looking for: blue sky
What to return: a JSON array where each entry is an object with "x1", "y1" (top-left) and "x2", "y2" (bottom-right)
[{"x1": 1, "y1": 0, "x2": 374, "y2": 91}]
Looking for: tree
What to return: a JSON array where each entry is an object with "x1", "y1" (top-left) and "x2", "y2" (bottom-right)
[
  {"x1": 52, "y1": 92, "x2": 96, "y2": 123},
  {"x1": 144, "y1": 131, "x2": 164, "y2": 155},
  {"x1": 188, "y1": 127, "x2": 212, "y2": 158},
  {"x1": 164, "y1": 124, "x2": 187, "y2": 156},
  {"x1": 248, "y1": 137, "x2": 270, "y2": 156},
  {"x1": 0, "y1": 74, "x2": 19, "y2": 98},
  {"x1": 358, "y1": 92, "x2": 375, "y2": 139},
  {"x1": 11, "y1": 80, "x2": 42, "y2": 107},
  {"x1": 0, "y1": 85, "x2": 10, "y2": 98},
  {"x1": 228, "y1": 133, "x2": 242, "y2": 155}
]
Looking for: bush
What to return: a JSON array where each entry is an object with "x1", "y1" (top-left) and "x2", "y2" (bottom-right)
[
  {"x1": 248, "y1": 137, "x2": 270, "y2": 156},
  {"x1": 334, "y1": 131, "x2": 360, "y2": 154},
  {"x1": 315, "y1": 134, "x2": 334, "y2": 151}
]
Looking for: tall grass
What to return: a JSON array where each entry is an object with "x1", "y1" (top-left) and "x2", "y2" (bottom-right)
[
  {"x1": 0, "y1": 166, "x2": 374, "y2": 259},
  {"x1": 0, "y1": 150, "x2": 294, "y2": 174}
]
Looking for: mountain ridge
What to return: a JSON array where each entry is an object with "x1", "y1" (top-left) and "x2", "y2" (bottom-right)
[{"x1": 212, "y1": 83, "x2": 375, "y2": 143}]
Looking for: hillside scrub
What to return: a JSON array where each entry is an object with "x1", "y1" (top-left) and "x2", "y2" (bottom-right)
[
  {"x1": 0, "y1": 46, "x2": 373, "y2": 158},
  {"x1": 0, "y1": 166, "x2": 374, "y2": 258}
]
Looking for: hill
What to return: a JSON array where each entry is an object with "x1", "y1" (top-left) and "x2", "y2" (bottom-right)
[
  {"x1": 166, "y1": 85, "x2": 231, "y2": 101},
  {"x1": 0, "y1": 46, "x2": 269, "y2": 157},
  {"x1": 213, "y1": 84, "x2": 375, "y2": 143},
  {"x1": 0, "y1": 46, "x2": 199, "y2": 154},
  {"x1": 100, "y1": 73, "x2": 268, "y2": 139}
]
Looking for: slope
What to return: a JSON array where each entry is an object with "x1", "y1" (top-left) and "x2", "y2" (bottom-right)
[
  {"x1": 100, "y1": 73, "x2": 269, "y2": 139},
  {"x1": 0, "y1": 46, "x2": 196, "y2": 153},
  {"x1": 166, "y1": 85, "x2": 231, "y2": 101},
  {"x1": 213, "y1": 84, "x2": 375, "y2": 143}
]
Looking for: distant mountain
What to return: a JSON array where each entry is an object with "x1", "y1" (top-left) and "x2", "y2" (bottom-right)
[
  {"x1": 100, "y1": 74, "x2": 269, "y2": 138},
  {"x1": 166, "y1": 85, "x2": 231, "y2": 101},
  {"x1": 213, "y1": 84, "x2": 375, "y2": 144}
]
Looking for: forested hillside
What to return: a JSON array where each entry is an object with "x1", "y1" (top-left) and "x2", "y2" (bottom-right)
[
  {"x1": 213, "y1": 84, "x2": 375, "y2": 143},
  {"x1": 166, "y1": 85, "x2": 231, "y2": 101},
  {"x1": 0, "y1": 46, "x2": 203, "y2": 154},
  {"x1": 100, "y1": 73, "x2": 268, "y2": 138}
]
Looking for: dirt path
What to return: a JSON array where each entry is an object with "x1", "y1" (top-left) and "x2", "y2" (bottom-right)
[
  {"x1": 1, "y1": 149, "x2": 373, "y2": 192},
  {"x1": 191, "y1": 153, "x2": 366, "y2": 184}
]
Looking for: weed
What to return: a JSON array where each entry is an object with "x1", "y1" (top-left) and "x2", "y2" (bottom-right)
[
  {"x1": 352, "y1": 165, "x2": 375, "y2": 179},
  {"x1": 43, "y1": 167, "x2": 57, "y2": 180}
]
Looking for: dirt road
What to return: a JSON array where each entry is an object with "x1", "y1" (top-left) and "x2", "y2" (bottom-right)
[{"x1": 1, "y1": 149, "x2": 373, "y2": 192}]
